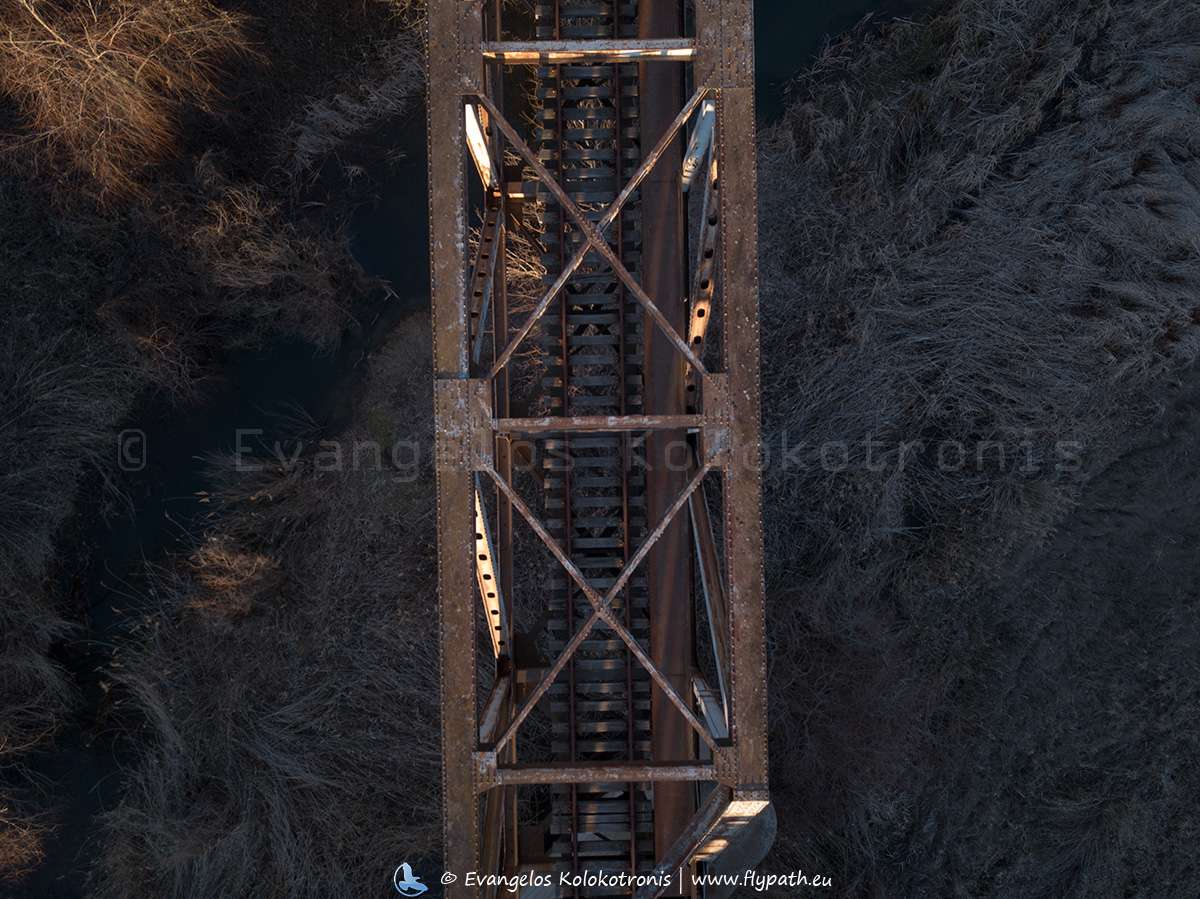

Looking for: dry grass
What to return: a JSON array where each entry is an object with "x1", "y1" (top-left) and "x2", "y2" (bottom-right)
[
  {"x1": 280, "y1": 24, "x2": 424, "y2": 183},
  {"x1": 97, "y1": 317, "x2": 442, "y2": 899},
  {"x1": 757, "y1": 0, "x2": 1200, "y2": 893},
  {"x1": 0, "y1": 3, "x2": 424, "y2": 889},
  {"x1": 0, "y1": 184, "x2": 145, "y2": 891},
  {"x1": 0, "y1": 804, "x2": 48, "y2": 883},
  {"x1": 0, "y1": 0, "x2": 249, "y2": 197},
  {"x1": 0, "y1": 192, "x2": 142, "y2": 766}
]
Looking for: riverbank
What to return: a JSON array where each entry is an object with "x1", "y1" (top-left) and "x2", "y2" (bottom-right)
[{"x1": 0, "y1": 0, "x2": 424, "y2": 891}]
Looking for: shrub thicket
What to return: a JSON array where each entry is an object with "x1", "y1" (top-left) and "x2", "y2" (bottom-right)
[
  {"x1": 758, "y1": 0, "x2": 1200, "y2": 894},
  {"x1": 0, "y1": 0, "x2": 248, "y2": 197},
  {"x1": 97, "y1": 318, "x2": 441, "y2": 899}
]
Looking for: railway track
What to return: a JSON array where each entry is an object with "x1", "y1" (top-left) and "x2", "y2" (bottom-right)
[
  {"x1": 427, "y1": 2, "x2": 770, "y2": 895},
  {"x1": 534, "y1": 0, "x2": 654, "y2": 885}
]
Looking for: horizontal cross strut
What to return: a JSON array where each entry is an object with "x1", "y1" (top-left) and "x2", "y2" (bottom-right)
[
  {"x1": 492, "y1": 761, "x2": 715, "y2": 785},
  {"x1": 482, "y1": 38, "x2": 697, "y2": 62},
  {"x1": 494, "y1": 414, "x2": 704, "y2": 433}
]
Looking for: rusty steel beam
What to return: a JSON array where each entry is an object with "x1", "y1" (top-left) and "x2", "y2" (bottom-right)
[
  {"x1": 490, "y1": 761, "x2": 716, "y2": 786},
  {"x1": 480, "y1": 787, "x2": 506, "y2": 899},
  {"x1": 479, "y1": 673, "x2": 511, "y2": 745},
  {"x1": 482, "y1": 38, "x2": 696, "y2": 62},
  {"x1": 494, "y1": 414, "x2": 703, "y2": 433},
  {"x1": 634, "y1": 787, "x2": 732, "y2": 899},
  {"x1": 427, "y1": 1, "x2": 484, "y2": 892},
  {"x1": 429, "y1": 0, "x2": 768, "y2": 890},
  {"x1": 708, "y1": 1, "x2": 770, "y2": 799},
  {"x1": 689, "y1": 471, "x2": 729, "y2": 712},
  {"x1": 469, "y1": 195, "x2": 503, "y2": 365},
  {"x1": 474, "y1": 478, "x2": 509, "y2": 657},
  {"x1": 483, "y1": 88, "x2": 709, "y2": 381},
  {"x1": 482, "y1": 462, "x2": 720, "y2": 755}
]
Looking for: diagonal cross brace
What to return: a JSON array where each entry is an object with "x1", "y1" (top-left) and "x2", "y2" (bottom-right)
[
  {"x1": 476, "y1": 90, "x2": 710, "y2": 381},
  {"x1": 482, "y1": 461, "x2": 718, "y2": 754}
]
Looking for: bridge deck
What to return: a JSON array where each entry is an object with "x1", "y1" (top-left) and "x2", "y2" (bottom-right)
[{"x1": 426, "y1": 2, "x2": 767, "y2": 896}]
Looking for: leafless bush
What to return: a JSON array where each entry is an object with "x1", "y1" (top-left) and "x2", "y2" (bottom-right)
[
  {"x1": 0, "y1": 317, "x2": 137, "y2": 760},
  {"x1": 0, "y1": 802, "x2": 48, "y2": 883},
  {"x1": 280, "y1": 25, "x2": 424, "y2": 183},
  {"x1": 0, "y1": 0, "x2": 248, "y2": 197},
  {"x1": 98, "y1": 317, "x2": 442, "y2": 899},
  {"x1": 757, "y1": 0, "x2": 1200, "y2": 892},
  {"x1": 183, "y1": 154, "x2": 362, "y2": 348}
]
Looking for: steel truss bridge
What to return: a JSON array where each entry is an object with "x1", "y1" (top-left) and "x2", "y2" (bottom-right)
[{"x1": 427, "y1": 2, "x2": 768, "y2": 895}]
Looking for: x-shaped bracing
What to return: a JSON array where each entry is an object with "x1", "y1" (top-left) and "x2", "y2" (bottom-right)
[
  {"x1": 476, "y1": 88, "x2": 712, "y2": 381},
  {"x1": 482, "y1": 459, "x2": 721, "y2": 755}
]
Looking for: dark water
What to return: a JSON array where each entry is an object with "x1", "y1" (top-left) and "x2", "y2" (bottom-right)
[
  {"x1": 756, "y1": 0, "x2": 936, "y2": 121},
  {"x1": 10, "y1": 3, "x2": 935, "y2": 895}
]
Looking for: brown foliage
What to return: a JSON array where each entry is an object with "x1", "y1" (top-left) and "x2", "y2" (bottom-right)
[
  {"x1": 0, "y1": 806, "x2": 46, "y2": 884},
  {"x1": 0, "y1": 0, "x2": 248, "y2": 196}
]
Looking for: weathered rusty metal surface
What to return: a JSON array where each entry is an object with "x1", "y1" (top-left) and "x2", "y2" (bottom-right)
[
  {"x1": 476, "y1": 93, "x2": 708, "y2": 376},
  {"x1": 479, "y1": 674, "x2": 511, "y2": 745},
  {"x1": 717, "y1": 81, "x2": 769, "y2": 796},
  {"x1": 689, "y1": 479, "x2": 730, "y2": 712},
  {"x1": 482, "y1": 760, "x2": 717, "y2": 787},
  {"x1": 427, "y1": 1, "x2": 483, "y2": 892},
  {"x1": 482, "y1": 38, "x2": 696, "y2": 62},
  {"x1": 685, "y1": 150, "x2": 719, "y2": 388},
  {"x1": 494, "y1": 414, "x2": 704, "y2": 433},
  {"x1": 428, "y1": 0, "x2": 767, "y2": 890},
  {"x1": 483, "y1": 88, "x2": 709, "y2": 380},
  {"x1": 639, "y1": 0, "x2": 695, "y2": 872},
  {"x1": 469, "y1": 195, "x2": 502, "y2": 364},
  {"x1": 483, "y1": 461, "x2": 718, "y2": 756},
  {"x1": 634, "y1": 787, "x2": 732, "y2": 899}
]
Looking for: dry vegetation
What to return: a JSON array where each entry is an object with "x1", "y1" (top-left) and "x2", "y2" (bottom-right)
[
  {"x1": 0, "y1": 0, "x2": 249, "y2": 197},
  {"x1": 758, "y1": 0, "x2": 1200, "y2": 894},
  {"x1": 280, "y1": 18, "x2": 424, "y2": 182},
  {"x1": 97, "y1": 318, "x2": 441, "y2": 899},
  {"x1": 0, "y1": 0, "x2": 424, "y2": 888},
  {"x1": 0, "y1": 176, "x2": 145, "y2": 882}
]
